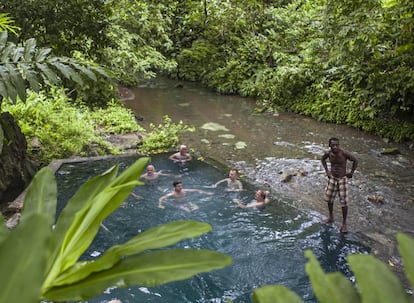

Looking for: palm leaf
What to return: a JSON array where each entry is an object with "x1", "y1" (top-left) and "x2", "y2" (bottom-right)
[
  {"x1": 50, "y1": 61, "x2": 84, "y2": 86},
  {"x1": 5, "y1": 62, "x2": 26, "y2": 101},
  {"x1": 20, "y1": 63, "x2": 41, "y2": 92},
  {"x1": 23, "y1": 38, "x2": 36, "y2": 61},
  {"x1": 35, "y1": 63, "x2": 59, "y2": 86}
]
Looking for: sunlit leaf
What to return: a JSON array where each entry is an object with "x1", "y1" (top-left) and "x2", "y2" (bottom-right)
[
  {"x1": 348, "y1": 254, "x2": 410, "y2": 303},
  {"x1": 253, "y1": 285, "x2": 304, "y2": 303},
  {"x1": 397, "y1": 233, "x2": 414, "y2": 291}
]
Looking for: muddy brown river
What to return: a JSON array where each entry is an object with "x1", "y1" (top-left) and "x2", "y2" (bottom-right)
[{"x1": 123, "y1": 77, "x2": 414, "y2": 287}]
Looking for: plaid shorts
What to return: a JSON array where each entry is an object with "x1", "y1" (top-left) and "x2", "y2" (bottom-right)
[{"x1": 324, "y1": 177, "x2": 349, "y2": 205}]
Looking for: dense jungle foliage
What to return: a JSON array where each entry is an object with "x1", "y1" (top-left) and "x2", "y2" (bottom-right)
[{"x1": 1, "y1": 0, "x2": 413, "y2": 164}]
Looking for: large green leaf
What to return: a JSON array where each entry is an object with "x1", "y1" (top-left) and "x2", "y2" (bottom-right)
[
  {"x1": 44, "y1": 162, "x2": 120, "y2": 283},
  {"x1": 305, "y1": 250, "x2": 359, "y2": 303},
  {"x1": 44, "y1": 249, "x2": 233, "y2": 302},
  {"x1": 397, "y1": 233, "x2": 414, "y2": 290},
  {"x1": 348, "y1": 254, "x2": 410, "y2": 303},
  {"x1": 20, "y1": 166, "x2": 57, "y2": 226},
  {"x1": 253, "y1": 285, "x2": 304, "y2": 303},
  {"x1": 53, "y1": 220, "x2": 213, "y2": 286},
  {"x1": 0, "y1": 214, "x2": 51, "y2": 303},
  {"x1": 43, "y1": 157, "x2": 148, "y2": 290}
]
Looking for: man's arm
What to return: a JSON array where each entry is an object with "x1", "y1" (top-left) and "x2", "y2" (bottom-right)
[
  {"x1": 346, "y1": 152, "x2": 358, "y2": 177},
  {"x1": 213, "y1": 178, "x2": 227, "y2": 188},
  {"x1": 321, "y1": 152, "x2": 332, "y2": 177},
  {"x1": 158, "y1": 193, "x2": 172, "y2": 208}
]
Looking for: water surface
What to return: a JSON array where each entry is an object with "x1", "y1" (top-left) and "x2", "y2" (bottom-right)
[{"x1": 56, "y1": 154, "x2": 369, "y2": 303}]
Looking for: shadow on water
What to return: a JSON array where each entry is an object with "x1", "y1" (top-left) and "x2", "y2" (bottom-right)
[{"x1": 56, "y1": 154, "x2": 369, "y2": 303}]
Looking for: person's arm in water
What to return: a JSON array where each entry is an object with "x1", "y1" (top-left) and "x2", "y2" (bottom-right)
[
  {"x1": 184, "y1": 189, "x2": 213, "y2": 195},
  {"x1": 158, "y1": 192, "x2": 173, "y2": 209},
  {"x1": 213, "y1": 178, "x2": 227, "y2": 188}
]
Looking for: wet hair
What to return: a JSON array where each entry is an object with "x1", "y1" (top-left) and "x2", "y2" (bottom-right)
[
  {"x1": 173, "y1": 180, "x2": 182, "y2": 187},
  {"x1": 329, "y1": 137, "x2": 339, "y2": 145}
]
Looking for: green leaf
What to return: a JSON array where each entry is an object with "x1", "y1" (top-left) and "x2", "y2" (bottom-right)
[
  {"x1": 253, "y1": 285, "x2": 304, "y2": 303},
  {"x1": 44, "y1": 249, "x2": 233, "y2": 302},
  {"x1": 305, "y1": 250, "x2": 359, "y2": 303},
  {"x1": 35, "y1": 63, "x2": 59, "y2": 85},
  {"x1": 43, "y1": 157, "x2": 148, "y2": 290},
  {"x1": 348, "y1": 254, "x2": 410, "y2": 303},
  {"x1": 0, "y1": 216, "x2": 7, "y2": 245},
  {"x1": 43, "y1": 163, "x2": 121, "y2": 289},
  {"x1": 23, "y1": 38, "x2": 36, "y2": 61},
  {"x1": 20, "y1": 167, "x2": 57, "y2": 226},
  {"x1": 53, "y1": 220, "x2": 213, "y2": 286},
  {"x1": 0, "y1": 214, "x2": 51, "y2": 303},
  {"x1": 50, "y1": 61, "x2": 84, "y2": 86},
  {"x1": 397, "y1": 233, "x2": 414, "y2": 290}
]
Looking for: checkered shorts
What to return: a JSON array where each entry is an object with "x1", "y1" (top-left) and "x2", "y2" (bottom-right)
[{"x1": 324, "y1": 176, "x2": 349, "y2": 205}]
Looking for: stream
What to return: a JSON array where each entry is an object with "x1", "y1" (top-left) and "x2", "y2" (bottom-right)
[{"x1": 123, "y1": 77, "x2": 414, "y2": 285}]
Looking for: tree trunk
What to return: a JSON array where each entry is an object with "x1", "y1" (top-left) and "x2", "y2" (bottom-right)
[{"x1": 0, "y1": 112, "x2": 38, "y2": 214}]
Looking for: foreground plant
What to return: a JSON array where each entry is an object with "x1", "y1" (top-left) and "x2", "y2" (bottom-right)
[
  {"x1": 253, "y1": 234, "x2": 414, "y2": 303},
  {"x1": 0, "y1": 156, "x2": 232, "y2": 302}
]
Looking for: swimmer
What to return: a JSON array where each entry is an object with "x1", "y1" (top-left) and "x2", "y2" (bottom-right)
[
  {"x1": 169, "y1": 144, "x2": 193, "y2": 163},
  {"x1": 233, "y1": 189, "x2": 270, "y2": 209},
  {"x1": 158, "y1": 180, "x2": 213, "y2": 212},
  {"x1": 140, "y1": 164, "x2": 175, "y2": 181},
  {"x1": 213, "y1": 168, "x2": 243, "y2": 192}
]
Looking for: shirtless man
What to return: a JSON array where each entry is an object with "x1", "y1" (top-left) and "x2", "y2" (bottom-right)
[
  {"x1": 140, "y1": 165, "x2": 174, "y2": 181},
  {"x1": 321, "y1": 137, "x2": 358, "y2": 233},
  {"x1": 213, "y1": 168, "x2": 243, "y2": 192},
  {"x1": 233, "y1": 189, "x2": 270, "y2": 209},
  {"x1": 158, "y1": 181, "x2": 212, "y2": 212},
  {"x1": 169, "y1": 144, "x2": 193, "y2": 163}
]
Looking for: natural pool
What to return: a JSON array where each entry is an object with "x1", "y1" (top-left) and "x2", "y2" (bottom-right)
[{"x1": 56, "y1": 154, "x2": 369, "y2": 303}]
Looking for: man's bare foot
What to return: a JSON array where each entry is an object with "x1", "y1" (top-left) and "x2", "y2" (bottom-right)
[
  {"x1": 322, "y1": 217, "x2": 334, "y2": 224},
  {"x1": 340, "y1": 224, "x2": 348, "y2": 233}
]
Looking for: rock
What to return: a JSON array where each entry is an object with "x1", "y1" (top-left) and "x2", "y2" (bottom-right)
[
  {"x1": 367, "y1": 195, "x2": 384, "y2": 204},
  {"x1": 380, "y1": 147, "x2": 400, "y2": 155},
  {"x1": 280, "y1": 171, "x2": 293, "y2": 183}
]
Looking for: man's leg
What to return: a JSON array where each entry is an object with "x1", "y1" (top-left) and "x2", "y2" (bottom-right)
[
  {"x1": 323, "y1": 178, "x2": 335, "y2": 224},
  {"x1": 340, "y1": 205, "x2": 348, "y2": 233},
  {"x1": 339, "y1": 177, "x2": 349, "y2": 233}
]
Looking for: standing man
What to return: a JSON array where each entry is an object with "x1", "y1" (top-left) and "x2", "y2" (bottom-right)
[{"x1": 321, "y1": 137, "x2": 358, "y2": 233}]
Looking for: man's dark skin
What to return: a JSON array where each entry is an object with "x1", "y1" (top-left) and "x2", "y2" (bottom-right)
[{"x1": 321, "y1": 138, "x2": 358, "y2": 233}]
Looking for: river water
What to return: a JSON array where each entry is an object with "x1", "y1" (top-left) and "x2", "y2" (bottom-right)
[{"x1": 123, "y1": 78, "x2": 414, "y2": 283}]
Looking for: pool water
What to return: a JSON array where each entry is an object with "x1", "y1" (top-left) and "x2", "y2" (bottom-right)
[{"x1": 56, "y1": 154, "x2": 369, "y2": 303}]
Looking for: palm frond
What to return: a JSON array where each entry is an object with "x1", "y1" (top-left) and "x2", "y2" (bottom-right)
[{"x1": 0, "y1": 31, "x2": 111, "y2": 103}]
